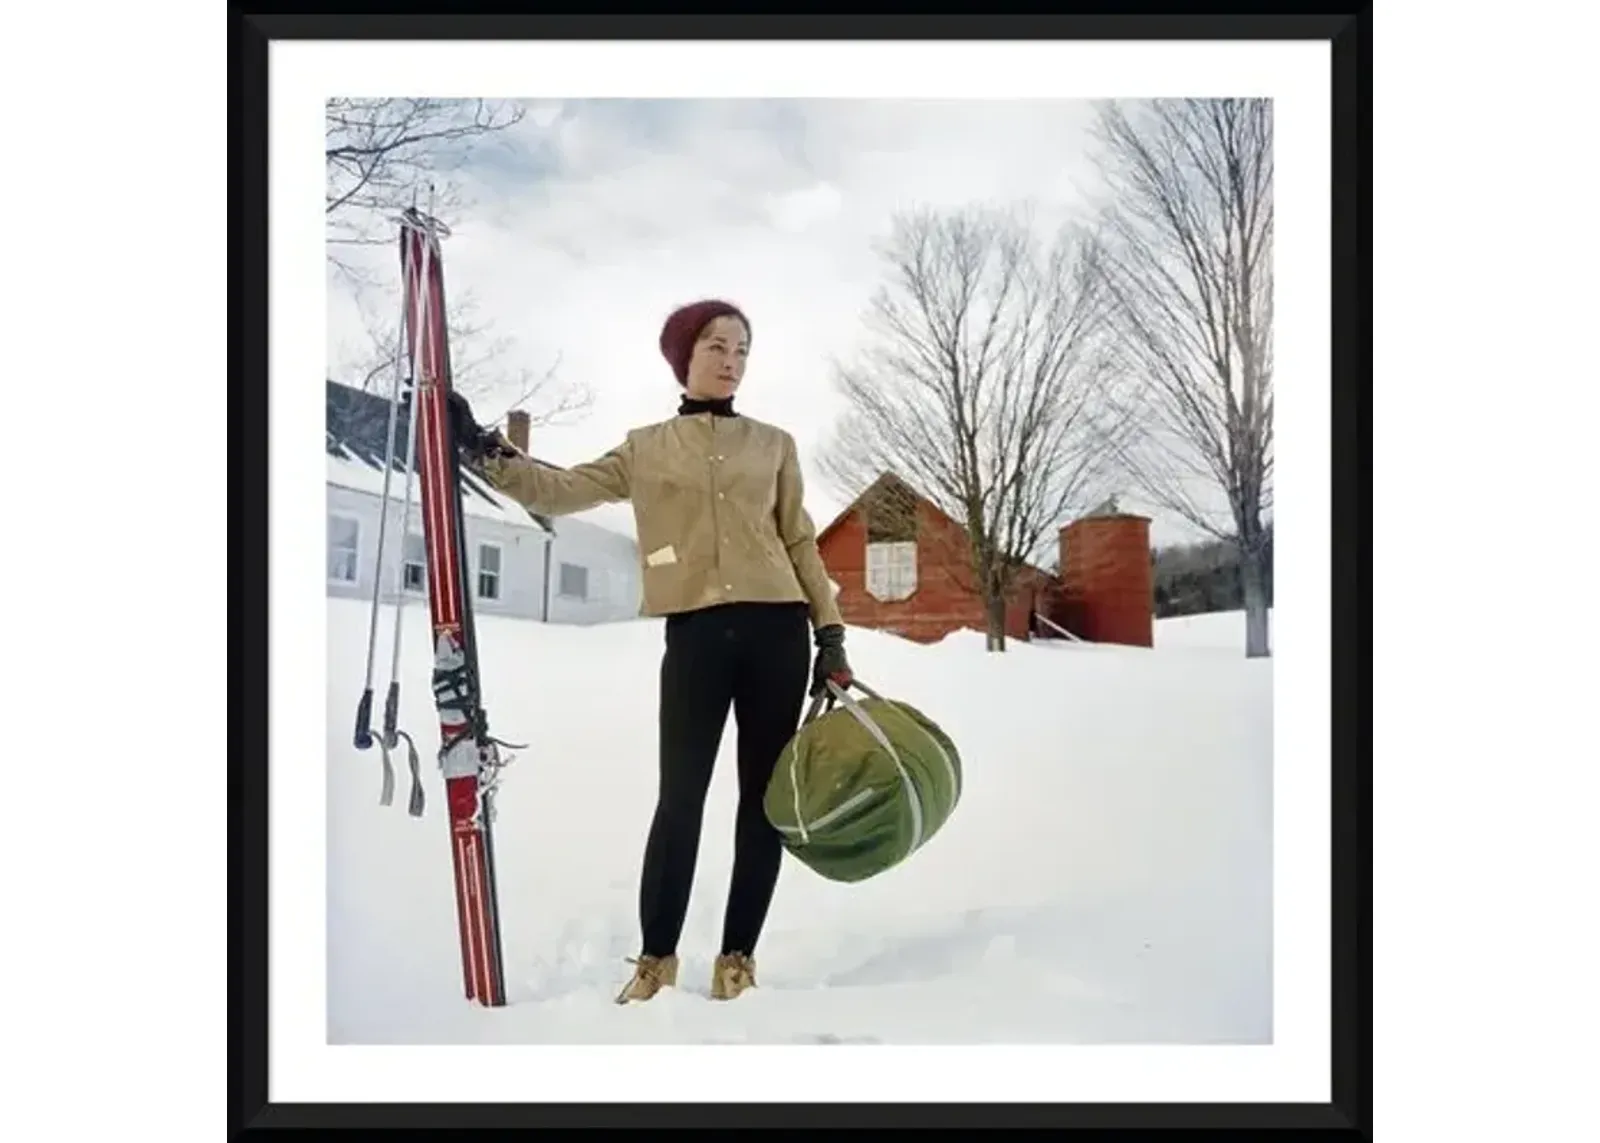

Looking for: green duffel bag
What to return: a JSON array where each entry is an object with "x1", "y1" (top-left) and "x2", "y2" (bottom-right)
[{"x1": 765, "y1": 677, "x2": 963, "y2": 883}]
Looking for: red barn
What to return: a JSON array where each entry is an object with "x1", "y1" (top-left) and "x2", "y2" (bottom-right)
[{"x1": 813, "y1": 472, "x2": 1154, "y2": 648}]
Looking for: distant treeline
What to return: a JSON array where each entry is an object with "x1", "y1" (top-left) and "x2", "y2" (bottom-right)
[{"x1": 1150, "y1": 525, "x2": 1275, "y2": 619}]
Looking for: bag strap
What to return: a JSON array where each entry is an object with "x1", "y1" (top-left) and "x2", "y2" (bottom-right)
[
  {"x1": 801, "y1": 675, "x2": 886, "y2": 726},
  {"x1": 802, "y1": 676, "x2": 893, "y2": 727}
]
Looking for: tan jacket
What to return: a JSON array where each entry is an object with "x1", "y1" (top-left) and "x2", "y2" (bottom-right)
[{"x1": 478, "y1": 411, "x2": 845, "y2": 630}]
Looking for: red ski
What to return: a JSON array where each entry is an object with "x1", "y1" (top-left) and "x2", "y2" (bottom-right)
[{"x1": 396, "y1": 206, "x2": 510, "y2": 1008}]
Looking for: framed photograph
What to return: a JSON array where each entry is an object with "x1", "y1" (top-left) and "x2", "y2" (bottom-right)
[{"x1": 236, "y1": 11, "x2": 1369, "y2": 1133}]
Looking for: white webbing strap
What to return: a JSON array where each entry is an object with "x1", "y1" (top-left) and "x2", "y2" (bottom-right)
[{"x1": 825, "y1": 680, "x2": 924, "y2": 857}]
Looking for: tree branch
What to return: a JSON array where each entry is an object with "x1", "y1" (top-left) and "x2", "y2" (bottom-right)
[{"x1": 332, "y1": 285, "x2": 594, "y2": 432}]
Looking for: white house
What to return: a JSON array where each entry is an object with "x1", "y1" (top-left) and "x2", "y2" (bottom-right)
[{"x1": 325, "y1": 379, "x2": 642, "y2": 625}]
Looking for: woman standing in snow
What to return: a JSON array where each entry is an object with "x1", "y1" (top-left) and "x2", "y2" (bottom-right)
[{"x1": 445, "y1": 299, "x2": 854, "y2": 1004}]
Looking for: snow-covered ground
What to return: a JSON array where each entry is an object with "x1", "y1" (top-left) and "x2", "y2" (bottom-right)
[
  {"x1": 327, "y1": 600, "x2": 1273, "y2": 1045},
  {"x1": 1154, "y1": 607, "x2": 1276, "y2": 655}
]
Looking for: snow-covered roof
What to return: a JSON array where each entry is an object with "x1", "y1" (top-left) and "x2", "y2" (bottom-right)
[
  {"x1": 326, "y1": 447, "x2": 551, "y2": 529},
  {"x1": 325, "y1": 379, "x2": 552, "y2": 531},
  {"x1": 325, "y1": 379, "x2": 638, "y2": 544}
]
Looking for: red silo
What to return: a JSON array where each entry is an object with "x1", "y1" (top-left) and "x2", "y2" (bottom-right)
[{"x1": 1058, "y1": 513, "x2": 1154, "y2": 647}]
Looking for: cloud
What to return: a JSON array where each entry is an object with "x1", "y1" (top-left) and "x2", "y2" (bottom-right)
[
  {"x1": 765, "y1": 181, "x2": 844, "y2": 233},
  {"x1": 326, "y1": 96, "x2": 1202, "y2": 546}
]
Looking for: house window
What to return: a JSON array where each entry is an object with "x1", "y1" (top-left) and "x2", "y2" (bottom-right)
[
  {"x1": 863, "y1": 479, "x2": 918, "y2": 602},
  {"x1": 402, "y1": 533, "x2": 426, "y2": 593},
  {"x1": 558, "y1": 562, "x2": 589, "y2": 600},
  {"x1": 477, "y1": 543, "x2": 501, "y2": 600},
  {"x1": 328, "y1": 514, "x2": 360, "y2": 583}
]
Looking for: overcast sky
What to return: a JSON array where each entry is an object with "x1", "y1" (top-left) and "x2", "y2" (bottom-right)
[{"x1": 326, "y1": 97, "x2": 1212, "y2": 550}]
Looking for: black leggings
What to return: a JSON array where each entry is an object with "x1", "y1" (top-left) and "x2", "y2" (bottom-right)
[{"x1": 638, "y1": 601, "x2": 812, "y2": 959}]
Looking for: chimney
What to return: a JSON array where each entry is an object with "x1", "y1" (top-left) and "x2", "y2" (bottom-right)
[{"x1": 505, "y1": 409, "x2": 531, "y2": 454}]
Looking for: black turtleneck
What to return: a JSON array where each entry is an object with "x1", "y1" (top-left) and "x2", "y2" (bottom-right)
[{"x1": 677, "y1": 394, "x2": 737, "y2": 418}]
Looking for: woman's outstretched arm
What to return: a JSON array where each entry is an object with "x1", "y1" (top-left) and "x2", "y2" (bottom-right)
[{"x1": 481, "y1": 438, "x2": 634, "y2": 517}]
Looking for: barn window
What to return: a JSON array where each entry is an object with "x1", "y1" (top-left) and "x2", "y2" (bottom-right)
[
  {"x1": 863, "y1": 480, "x2": 919, "y2": 602},
  {"x1": 866, "y1": 541, "x2": 917, "y2": 601}
]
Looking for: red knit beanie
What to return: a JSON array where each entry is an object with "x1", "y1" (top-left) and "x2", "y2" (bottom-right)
[{"x1": 658, "y1": 299, "x2": 751, "y2": 386}]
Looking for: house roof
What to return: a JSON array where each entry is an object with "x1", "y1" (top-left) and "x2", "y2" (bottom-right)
[
  {"x1": 814, "y1": 471, "x2": 930, "y2": 546},
  {"x1": 325, "y1": 379, "x2": 555, "y2": 532},
  {"x1": 326, "y1": 379, "x2": 641, "y2": 544}
]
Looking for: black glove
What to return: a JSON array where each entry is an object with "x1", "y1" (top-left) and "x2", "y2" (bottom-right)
[
  {"x1": 810, "y1": 624, "x2": 853, "y2": 697},
  {"x1": 443, "y1": 390, "x2": 515, "y2": 464},
  {"x1": 444, "y1": 390, "x2": 487, "y2": 454}
]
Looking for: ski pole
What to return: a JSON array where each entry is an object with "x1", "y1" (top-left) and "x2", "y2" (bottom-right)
[
  {"x1": 353, "y1": 303, "x2": 412, "y2": 752},
  {"x1": 374, "y1": 227, "x2": 433, "y2": 817}
]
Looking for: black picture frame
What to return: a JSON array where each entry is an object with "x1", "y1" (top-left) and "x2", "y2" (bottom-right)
[{"x1": 232, "y1": 10, "x2": 1370, "y2": 1135}]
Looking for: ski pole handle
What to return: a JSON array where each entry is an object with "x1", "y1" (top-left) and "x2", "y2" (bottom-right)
[
  {"x1": 354, "y1": 687, "x2": 375, "y2": 750},
  {"x1": 382, "y1": 681, "x2": 401, "y2": 749}
]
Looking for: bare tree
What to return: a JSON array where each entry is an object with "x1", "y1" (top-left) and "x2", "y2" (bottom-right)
[
  {"x1": 326, "y1": 98, "x2": 526, "y2": 286},
  {"x1": 1086, "y1": 98, "x2": 1274, "y2": 658},
  {"x1": 818, "y1": 205, "x2": 1129, "y2": 652},
  {"x1": 334, "y1": 285, "x2": 594, "y2": 434},
  {"x1": 325, "y1": 97, "x2": 594, "y2": 433}
]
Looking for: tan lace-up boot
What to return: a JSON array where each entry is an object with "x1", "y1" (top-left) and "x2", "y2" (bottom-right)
[
  {"x1": 710, "y1": 952, "x2": 757, "y2": 1000},
  {"x1": 614, "y1": 954, "x2": 678, "y2": 1004}
]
